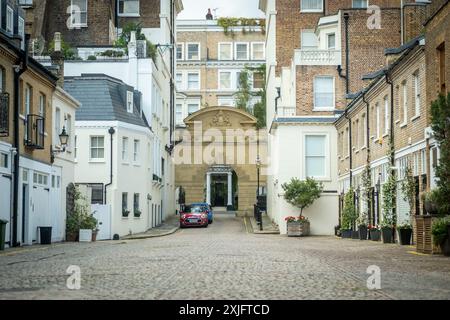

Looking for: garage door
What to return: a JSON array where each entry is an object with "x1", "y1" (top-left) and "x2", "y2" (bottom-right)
[{"x1": 0, "y1": 174, "x2": 11, "y2": 246}]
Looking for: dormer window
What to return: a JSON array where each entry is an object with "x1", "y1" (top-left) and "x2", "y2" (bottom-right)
[{"x1": 127, "y1": 91, "x2": 134, "y2": 113}]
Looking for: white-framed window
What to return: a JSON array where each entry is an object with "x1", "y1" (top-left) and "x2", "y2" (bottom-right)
[
  {"x1": 362, "y1": 113, "x2": 367, "y2": 148},
  {"x1": 90, "y1": 136, "x2": 105, "y2": 160},
  {"x1": 413, "y1": 152, "x2": 420, "y2": 177},
  {"x1": 133, "y1": 139, "x2": 140, "y2": 163},
  {"x1": 251, "y1": 42, "x2": 265, "y2": 60},
  {"x1": 33, "y1": 172, "x2": 49, "y2": 187},
  {"x1": 54, "y1": 108, "x2": 61, "y2": 146},
  {"x1": 301, "y1": 30, "x2": 318, "y2": 50},
  {"x1": 352, "y1": 0, "x2": 368, "y2": 8},
  {"x1": 0, "y1": 153, "x2": 8, "y2": 169},
  {"x1": 384, "y1": 96, "x2": 389, "y2": 135},
  {"x1": 305, "y1": 135, "x2": 327, "y2": 179},
  {"x1": 218, "y1": 43, "x2": 232, "y2": 60},
  {"x1": 176, "y1": 43, "x2": 184, "y2": 60},
  {"x1": 187, "y1": 72, "x2": 199, "y2": 90},
  {"x1": 122, "y1": 137, "x2": 129, "y2": 162},
  {"x1": 6, "y1": 6, "x2": 14, "y2": 34},
  {"x1": 127, "y1": 91, "x2": 133, "y2": 113},
  {"x1": 176, "y1": 104, "x2": 183, "y2": 124},
  {"x1": 70, "y1": 0, "x2": 88, "y2": 27},
  {"x1": 74, "y1": 135, "x2": 77, "y2": 160},
  {"x1": 186, "y1": 43, "x2": 200, "y2": 60},
  {"x1": 420, "y1": 149, "x2": 426, "y2": 175},
  {"x1": 327, "y1": 33, "x2": 336, "y2": 50},
  {"x1": 219, "y1": 71, "x2": 232, "y2": 90},
  {"x1": 376, "y1": 102, "x2": 380, "y2": 139},
  {"x1": 345, "y1": 127, "x2": 350, "y2": 156},
  {"x1": 218, "y1": 97, "x2": 235, "y2": 107},
  {"x1": 187, "y1": 103, "x2": 199, "y2": 116},
  {"x1": 413, "y1": 71, "x2": 421, "y2": 117},
  {"x1": 313, "y1": 76, "x2": 334, "y2": 109},
  {"x1": 65, "y1": 114, "x2": 72, "y2": 148},
  {"x1": 18, "y1": 17, "x2": 25, "y2": 50},
  {"x1": 122, "y1": 192, "x2": 128, "y2": 213},
  {"x1": 235, "y1": 43, "x2": 249, "y2": 60},
  {"x1": 354, "y1": 119, "x2": 359, "y2": 149},
  {"x1": 253, "y1": 72, "x2": 265, "y2": 89},
  {"x1": 176, "y1": 73, "x2": 183, "y2": 90},
  {"x1": 402, "y1": 81, "x2": 408, "y2": 125},
  {"x1": 118, "y1": 0, "x2": 140, "y2": 16},
  {"x1": 300, "y1": 0, "x2": 323, "y2": 12}
]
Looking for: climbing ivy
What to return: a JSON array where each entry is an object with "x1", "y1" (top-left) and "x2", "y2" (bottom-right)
[{"x1": 217, "y1": 17, "x2": 265, "y2": 37}]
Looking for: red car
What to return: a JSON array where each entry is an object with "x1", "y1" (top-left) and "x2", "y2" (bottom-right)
[{"x1": 180, "y1": 205, "x2": 209, "y2": 228}]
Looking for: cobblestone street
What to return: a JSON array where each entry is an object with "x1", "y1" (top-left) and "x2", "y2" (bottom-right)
[{"x1": 1, "y1": 213, "x2": 450, "y2": 300}]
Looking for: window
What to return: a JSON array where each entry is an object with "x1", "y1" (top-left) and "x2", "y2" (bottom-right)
[
  {"x1": 176, "y1": 73, "x2": 183, "y2": 89},
  {"x1": 219, "y1": 71, "x2": 232, "y2": 90},
  {"x1": 413, "y1": 71, "x2": 421, "y2": 117},
  {"x1": 352, "y1": 0, "x2": 368, "y2": 8},
  {"x1": 91, "y1": 185, "x2": 103, "y2": 204},
  {"x1": 301, "y1": 30, "x2": 318, "y2": 50},
  {"x1": 235, "y1": 43, "x2": 249, "y2": 60},
  {"x1": 122, "y1": 137, "x2": 128, "y2": 162},
  {"x1": 437, "y1": 43, "x2": 446, "y2": 94},
  {"x1": 384, "y1": 96, "x2": 389, "y2": 135},
  {"x1": 376, "y1": 103, "x2": 380, "y2": 139},
  {"x1": 355, "y1": 119, "x2": 359, "y2": 149},
  {"x1": 54, "y1": 108, "x2": 61, "y2": 145},
  {"x1": 187, "y1": 72, "x2": 199, "y2": 90},
  {"x1": 66, "y1": 114, "x2": 72, "y2": 148},
  {"x1": 39, "y1": 94, "x2": 45, "y2": 117},
  {"x1": 122, "y1": 192, "x2": 128, "y2": 213},
  {"x1": 402, "y1": 81, "x2": 408, "y2": 125},
  {"x1": 33, "y1": 172, "x2": 49, "y2": 186},
  {"x1": 327, "y1": 33, "x2": 336, "y2": 50},
  {"x1": 176, "y1": 104, "x2": 183, "y2": 124},
  {"x1": 133, "y1": 139, "x2": 140, "y2": 163},
  {"x1": 127, "y1": 91, "x2": 133, "y2": 113},
  {"x1": 70, "y1": 0, "x2": 88, "y2": 27},
  {"x1": 345, "y1": 127, "x2": 350, "y2": 156},
  {"x1": 361, "y1": 114, "x2": 367, "y2": 148},
  {"x1": 187, "y1": 104, "x2": 199, "y2": 115},
  {"x1": 90, "y1": 136, "x2": 105, "y2": 160},
  {"x1": 134, "y1": 193, "x2": 140, "y2": 213},
  {"x1": 218, "y1": 97, "x2": 235, "y2": 107},
  {"x1": 6, "y1": 6, "x2": 14, "y2": 33},
  {"x1": 305, "y1": 135, "x2": 326, "y2": 178},
  {"x1": 236, "y1": 71, "x2": 242, "y2": 89},
  {"x1": 219, "y1": 43, "x2": 232, "y2": 60},
  {"x1": 74, "y1": 135, "x2": 77, "y2": 159},
  {"x1": 253, "y1": 72, "x2": 265, "y2": 89},
  {"x1": 161, "y1": 158, "x2": 165, "y2": 176},
  {"x1": 251, "y1": 43, "x2": 265, "y2": 60},
  {"x1": 0, "y1": 153, "x2": 8, "y2": 169},
  {"x1": 187, "y1": 43, "x2": 200, "y2": 60},
  {"x1": 313, "y1": 76, "x2": 334, "y2": 109},
  {"x1": 118, "y1": 0, "x2": 140, "y2": 16},
  {"x1": 301, "y1": 0, "x2": 323, "y2": 12},
  {"x1": 18, "y1": 17, "x2": 25, "y2": 50},
  {"x1": 176, "y1": 44, "x2": 183, "y2": 60}
]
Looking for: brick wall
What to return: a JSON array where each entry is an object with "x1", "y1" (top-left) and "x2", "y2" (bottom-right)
[
  {"x1": 118, "y1": 0, "x2": 160, "y2": 29},
  {"x1": 403, "y1": 4, "x2": 427, "y2": 43}
]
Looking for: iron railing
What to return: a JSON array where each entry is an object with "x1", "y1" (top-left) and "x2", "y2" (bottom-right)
[
  {"x1": 0, "y1": 92, "x2": 9, "y2": 137},
  {"x1": 25, "y1": 114, "x2": 45, "y2": 149}
]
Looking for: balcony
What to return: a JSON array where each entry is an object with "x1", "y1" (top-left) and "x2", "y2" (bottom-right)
[
  {"x1": 0, "y1": 92, "x2": 10, "y2": 137},
  {"x1": 277, "y1": 106, "x2": 296, "y2": 117},
  {"x1": 25, "y1": 114, "x2": 45, "y2": 150},
  {"x1": 295, "y1": 49, "x2": 341, "y2": 66}
]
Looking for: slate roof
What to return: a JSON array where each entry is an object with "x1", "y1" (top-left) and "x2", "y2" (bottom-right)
[{"x1": 64, "y1": 74, "x2": 148, "y2": 127}]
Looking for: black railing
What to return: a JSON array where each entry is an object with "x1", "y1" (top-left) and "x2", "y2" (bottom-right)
[
  {"x1": 0, "y1": 92, "x2": 9, "y2": 137},
  {"x1": 25, "y1": 114, "x2": 45, "y2": 149}
]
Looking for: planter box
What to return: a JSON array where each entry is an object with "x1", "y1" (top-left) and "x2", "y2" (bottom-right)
[
  {"x1": 398, "y1": 228, "x2": 413, "y2": 245},
  {"x1": 66, "y1": 232, "x2": 78, "y2": 242},
  {"x1": 79, "y1": 229, "x2": 93, "y2": 242},
  {"x1": 351, "y1": 231, "x2": 359, "y2": 239},
  {"x1": 382, "y1": 227, "x2": 393, "y2": 244},
  {"x1": 341, "y1": 229, "x2": 352, "y2": 238},
  {"x1": 358, "y1": 226, "x2": 368, "y2": 240},
  {"x1": 369, "y1": 229, "x2": 381, "y2": 241},
  {"x1": 287, "y1": 221, "x2": 310, "y2": 237}
]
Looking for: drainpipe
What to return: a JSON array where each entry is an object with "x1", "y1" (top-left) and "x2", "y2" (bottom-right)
[
  {"x1": 344, "y1": 110, "x2": 353, "y2": 189},
  {"x1": 169, "y1": 0, "x2": 175, "y2": 150},
  {"x1": 104, "y1": 127, "x2": 115, "y2": 204},
  {"x1": 362, "y1": 92, "x2": 371, "y2": 224},
  {"x1": 400, "y1": 0, "x2": 404, "y2": 45},
  {"x1": 385, "y1": 73, "x2": 395, "y2": 168},
  {"x1": 12, "y1": 35, "x2": 29, "y2": 247},
  {"x1": 275, "y1": 87, "x2": 281, "y2": 115},
  {"x1": 343, "y1": 13, "x2": 350, "y2": 95}
]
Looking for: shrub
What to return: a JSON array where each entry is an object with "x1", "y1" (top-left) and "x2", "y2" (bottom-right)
[
  {"x1": 432, "y1": 216, "x2": 450, "y2": 245},
  {"x1": 282, "y1": 177, "x2": 323, "y2": 218},
  {"x1": 342, "y1": 189, "x2": 357, "y2": 230}
]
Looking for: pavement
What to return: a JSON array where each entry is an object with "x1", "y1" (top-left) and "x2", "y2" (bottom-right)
[
  {"x1": 122, "y1": 215, "x2": 180, "y2": 240},
  {"x1": 1, "y1": 212, "x2": 450, "y2": 300},
  {"x1": 248, "y1": 214, "x2": 280, "y2": 234}
]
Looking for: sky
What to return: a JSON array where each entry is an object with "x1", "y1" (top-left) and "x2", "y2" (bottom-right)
[{"x1": 177, "y1": 0, "x2": 264, "y2": 19}]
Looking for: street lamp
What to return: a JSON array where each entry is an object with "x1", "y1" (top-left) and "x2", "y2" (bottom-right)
[
  {"x1": 51, "y1": 126, "x2": 69, "y2": 163},
  {"x1": 256, "y1": 155, "x2": 261, "y2": 197}
]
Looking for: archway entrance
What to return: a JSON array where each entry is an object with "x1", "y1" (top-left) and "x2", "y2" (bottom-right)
[{"x1": 206, "y1": 165, "x2": 237, "y2": 211}]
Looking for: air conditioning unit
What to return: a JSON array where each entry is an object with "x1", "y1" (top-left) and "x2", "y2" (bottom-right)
[{"x1": 136, "y1": 40, "x2": 147, "y2": 59}]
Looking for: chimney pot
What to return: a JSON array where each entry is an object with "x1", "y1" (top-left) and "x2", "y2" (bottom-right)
[{"x1": 54, "y1": 32, "x2": 62, "y2": 52}]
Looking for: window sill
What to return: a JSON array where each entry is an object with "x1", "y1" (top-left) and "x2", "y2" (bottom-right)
[
  {"x1": 133, "y1": 163, "x2": 141, "y2": 167},
  {"x1": 361, "y1": 146, "x2": 367, "y2": 150},
  {"x1": 400, "y1": 122, "x2": 407, "y2": 128},
  {"x1": 382, "y1": 133, "x2": 389, "y2": 138},
  {"x1": 118, "y1": 13, "x2": 140, "y2": 17},
  {"x1": 411, "y1": 114, "x2": 420, "y2": 122},
  {"x1": 395, "y1": 119, "x2": 400, "y2": 124},
  {"x1": 313, "y1": 107, "x2": 335, "y2": 112},
  {"x1": 300, "y1": 9, "x2": 323, "y2": 13},
  {"x1": 89, "y1": 160, "x2": 106, "y2": 163},
  {"x1": 122, "y1": 162, "x2": 130, "y2": 166}
]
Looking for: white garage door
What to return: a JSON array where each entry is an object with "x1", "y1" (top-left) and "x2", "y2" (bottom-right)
[{"x1": 0, "y1": 174, "x2": 11, "y2": 246}]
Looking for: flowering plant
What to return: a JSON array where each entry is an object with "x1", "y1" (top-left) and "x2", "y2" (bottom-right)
[
  {"x1": 368, "y1": 224, "x2": 380, "y2": 231},
  {"x1": 285, "y1": 216, "x2": 309, "y2": 224},
  {"x1": 285, "y1": 216, "x2": 297, "y2": 223}
]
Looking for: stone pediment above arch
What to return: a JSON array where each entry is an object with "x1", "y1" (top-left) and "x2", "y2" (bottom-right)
[{"x1": 184, "y1": 106, "x2": 257, "y2": 129}]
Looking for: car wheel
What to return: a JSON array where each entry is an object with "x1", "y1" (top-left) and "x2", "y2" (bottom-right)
[
  {"x1": 204, "y1": 223, "x2": 208, "y2": 228},
  {"x1": 180, "y1": 223, "x2": 185, "y2": 229}
]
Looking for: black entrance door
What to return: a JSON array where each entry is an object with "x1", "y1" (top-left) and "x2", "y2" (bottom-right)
[{"x1": 213, "y1": 182, "x2": 226, "y2": 207}]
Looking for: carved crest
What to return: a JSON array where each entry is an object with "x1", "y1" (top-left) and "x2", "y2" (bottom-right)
[{"x1": 210, "y1": 110, "x2": 231, "y2": 127}]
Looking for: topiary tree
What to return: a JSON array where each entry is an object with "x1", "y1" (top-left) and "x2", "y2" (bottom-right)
[
  {"x1": 342, "y1": 188, "x2": 357, "y2": 230},
  {"x1": 282, "y1": 177, "x2": 323, "y2": 218}
]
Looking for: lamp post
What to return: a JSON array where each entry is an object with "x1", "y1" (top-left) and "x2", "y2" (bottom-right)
[{"x1": 50, "y1": 126, "x2": 69, "y2": 163}]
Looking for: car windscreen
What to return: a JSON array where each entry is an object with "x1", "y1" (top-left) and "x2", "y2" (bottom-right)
[{"x1": 187, "y1": 206, "x2": 204, "y2": 213}]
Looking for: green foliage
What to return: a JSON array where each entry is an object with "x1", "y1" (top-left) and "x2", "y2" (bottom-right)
[
  {"x1": 47, "y1": 38, "x2": 78, "y2": 60},
  {"x1": 114, "y1": 22, "x2": 157, "y2": 62},
  {"x1": 430, "y1": 93, "x2": 450, "y2": 215},
  {"x1": 401, "y1": 163, "x2": 416, "y2": 217},
  {"x1": 432, "y1": 216, "x2": 450, "y2": 245},
  {"x1": 66, "y1": 187, "x2": 98, "y2": 234},
  {"x1": 87, "y1": 55, "x2": 97, "y2": 60},
  {"x1": 235, "y1": 69, "x2": 251, "y2": 111},
  {"x1": 382, "y1": 173, "x2": 397, "y2": 227},
  {"x1": 217, "y1": 17, "x2": 265, "y2": 37},
  {"x1": 282, "y1": 177, "x2": 323, "y2": 218},
  {"x1": 342, "y1": 189, "x2": 357, "y2": 230},
  {"x1": 99, "y1": 50, "x2": 125, "y2": 57}
]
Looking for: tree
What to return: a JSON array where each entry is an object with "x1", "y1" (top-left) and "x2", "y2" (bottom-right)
[
  {"x1": 282, "y1": 177, "x2": 323, "y2": 218},
  {"x1": 430, "y1": 93, "x2": 450, "y2": 215},
  {"x1": 401, "y1": 163, "x2": 416, "y2": 225},
  {"x1": 235, "y1": 69, "x2": 251, "y2": 111},
  {"x1": 342, "y1": 188, "x2": 357, "y2": 230}
]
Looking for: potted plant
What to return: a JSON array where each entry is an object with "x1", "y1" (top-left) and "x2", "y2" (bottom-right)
[
  {"x1": 398, "y1": 164, "x2": 415, "y2": 245},
  {"x1": 368, "y1": 224, "x2": 381, "y2": 241},
  {"x1": 66, "y1": 187, "x2": 91, "y2": 242},
  {"x1": 282, "y1": 177, "x2": 323, "y2": 237},
  {"x1": 79, "y1": 214, "x2": 97, "y2": 243},
  {"x1": 134, "y1": 209, "x2": 142, "y2": 218},
  {"x1": 285, "y1": 216, "x2": 310, "y2": 237},
  {"x1": 381, "y1": 221, "x2": 394, "y2": 243},
  {"x1": 381, "y1": 173, "x2": 397, "y2": 244},
  {"x1": 397, "y1": 223, "x2": 413, "y2": 245},
  {"x1": 432, "y1": 216, "x2": 450, "y2": 256},
  {"x1": 334, "y1": 225, "x2": 341, "y2": 237},
  {"x1": 356, "y1": 215, "x2": 368, "y2": 240},
  {"x1": 341, "y1": 189, "x2": 357, "y2": 239},
  {"x1": 122, "y1": 209, "x2": 130, "y2": 218}
]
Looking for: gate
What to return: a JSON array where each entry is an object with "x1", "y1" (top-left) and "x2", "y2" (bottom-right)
[{"x1": 92, "y1": 204, "x2": 111, "y2": 240}]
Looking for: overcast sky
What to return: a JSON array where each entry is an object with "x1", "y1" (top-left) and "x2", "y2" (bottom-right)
[{"x1": 177, "y1": 0, "x2": 264, "y2": 19}]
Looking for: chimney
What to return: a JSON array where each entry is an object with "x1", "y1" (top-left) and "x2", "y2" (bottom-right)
[
  {"x1": 206, "y1": 8, "x2": 213, "y2": 20},
  {"x1": 50, "y1": 32, "x2": 65, "y2": 88}
]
